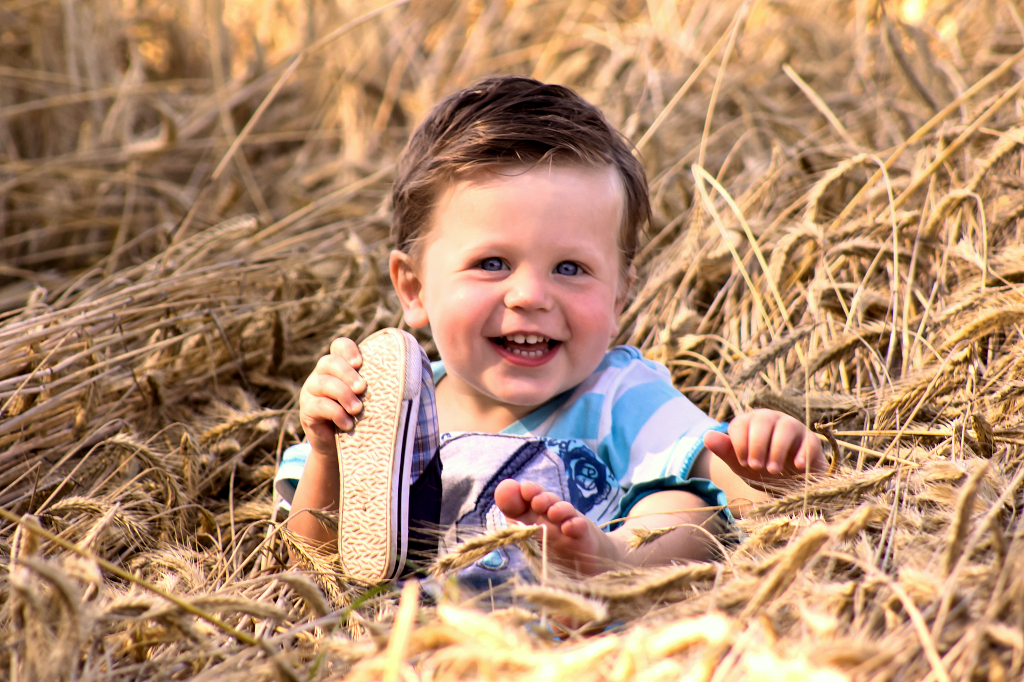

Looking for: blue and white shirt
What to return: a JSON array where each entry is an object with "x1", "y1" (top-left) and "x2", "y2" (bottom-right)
[{"x1": 431, "y1": 345, "x2": 728, "y2": 528}]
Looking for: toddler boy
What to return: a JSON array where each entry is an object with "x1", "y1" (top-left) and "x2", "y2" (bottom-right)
[{"x1": 277, "y1": 76, "x2": 825, "y2": 585}]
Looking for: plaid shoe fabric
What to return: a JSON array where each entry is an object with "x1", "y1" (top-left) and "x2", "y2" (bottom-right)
[{"x1": 411, "y1": 350, "x2": 440, "y2": 481}]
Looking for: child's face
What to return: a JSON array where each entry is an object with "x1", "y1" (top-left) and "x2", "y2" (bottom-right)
[{"x1": 391, "y1": 163, "x2": 629, "y2": 418}]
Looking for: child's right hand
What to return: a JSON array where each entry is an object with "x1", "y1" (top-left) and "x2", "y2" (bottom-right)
[{"x1": 298, "y1": 337, "x2": 367, "y2": 457}]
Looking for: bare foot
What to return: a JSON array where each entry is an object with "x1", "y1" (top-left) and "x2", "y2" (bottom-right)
[{"x1": 493, "y1": 479, "x2": 622, "y2": 576}]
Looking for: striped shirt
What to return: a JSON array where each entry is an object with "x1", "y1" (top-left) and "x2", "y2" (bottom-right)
[{"x1": 433, "y1": 345, "x2": 728, "y2": 523}]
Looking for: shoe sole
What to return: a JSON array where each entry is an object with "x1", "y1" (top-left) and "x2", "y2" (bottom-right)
[{"x1": 336, "y1": 328, "x2": 421, "y2": 583}]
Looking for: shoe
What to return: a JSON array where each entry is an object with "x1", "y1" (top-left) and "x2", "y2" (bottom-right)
[{"x1": 336, "y1": 328, "x2": 437, "y2": 583}]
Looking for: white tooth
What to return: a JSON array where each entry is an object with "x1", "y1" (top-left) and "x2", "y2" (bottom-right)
[
  {"x1": 506, "y1": 344, "x2": 548, "y2": 358},
  {"x1": 512, "y1": 334, "x2": 526, "y2": 344},
  {"x1": 526, "y1": 335, "x2": 538, "y2": 344}
]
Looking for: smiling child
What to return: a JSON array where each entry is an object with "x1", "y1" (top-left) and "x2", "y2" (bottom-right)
[{"x1": 277, "y1": 76, "x2": 826, "y2": 584}]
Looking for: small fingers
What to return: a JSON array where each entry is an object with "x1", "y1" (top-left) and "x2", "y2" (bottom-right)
[
  {"x1": 732, "y1": 410, "x2": 827, "y2": 476},
  {"x1": 300, "y1": 389, "x2": 355, "y2": 429},
  {"x1": 322, "y1": 338, "x2": 366, "y2": 394},
  {"x1": 315, "y1": 353, "x2": 366, "y2": 396},
  {"x1": 800, "y1": 433, "x2": 828, "y2": 473},
  {"x1": 330, "y1": 337, "x2": 363, "y2": 370},
  {"x1": 307, "y1": 370, "x2": 364, "y2": 416},
  {"x1": 725, "y1": 414, "x2": 751, "y2": 468},
  {"x1": 766, "y1": 416, "x2": 803, "y2": 475},
  {"x1": 744, "y1": 410, "x2": 777, "y2": 470},
  {"x1": 703, "y1": 430, "x2": 737, "y2": 464},
  {"x1": 299, "y1": 338, "x2": 369, "y2": 441}
]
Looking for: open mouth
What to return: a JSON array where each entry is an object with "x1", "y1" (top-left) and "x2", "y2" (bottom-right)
[{"x1": 492, "y1": 334, "x2": 560, "y2": 358}]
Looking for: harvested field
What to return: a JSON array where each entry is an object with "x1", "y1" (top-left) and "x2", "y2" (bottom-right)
[{"x1": 3, "y1": 0, "x2": 1024, "y2": 679}]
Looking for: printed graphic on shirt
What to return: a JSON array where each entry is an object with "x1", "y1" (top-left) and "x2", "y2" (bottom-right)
[
  {"x1": 554, "y1": 440, "x2": 612, "y2": 515},
  {"x1": 437, "y1": 433, "x2": 621, "y2": 589}
]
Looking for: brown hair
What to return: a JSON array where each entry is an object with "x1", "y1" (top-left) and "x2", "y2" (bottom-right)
[{"x1": 391, "y1": 76, "x2": 651, "y2": 266}]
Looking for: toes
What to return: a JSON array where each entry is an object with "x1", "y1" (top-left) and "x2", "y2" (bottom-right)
[
  {"x1": 559, "y1": 515, "x2": 590, "y2": 540},
  {"x1": 494, "y1": 479, "x2": 529, "y2": 518},
  {"x1": 545, "y1": 501, "x2": 579, "y2": 525},
  {"x1": 518, "y1": 480, "x2": 546, "y2": 501},
  {"x1": 495, "y1": 480, "x2": 591, "y2": 552},
  {"x1": 529, "y1": 491, "x2": 561, "y2": 516}
]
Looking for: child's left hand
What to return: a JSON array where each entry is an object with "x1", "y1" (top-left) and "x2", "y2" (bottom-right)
[{"x1": 703, "y1": 409, "x2": 827, "y2": 483}]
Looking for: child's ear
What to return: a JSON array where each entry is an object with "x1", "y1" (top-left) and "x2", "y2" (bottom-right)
[
  {"x1": 614, "y1": 263, "x2": 637, "y2": 315},
  {"x1": 389, "y1": 250, "x2": 429, "y2": 328}
]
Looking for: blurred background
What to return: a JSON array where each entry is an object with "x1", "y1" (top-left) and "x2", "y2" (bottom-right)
[{"x1": 4, "y1": 0, "x2": 1012, "y2": 303}]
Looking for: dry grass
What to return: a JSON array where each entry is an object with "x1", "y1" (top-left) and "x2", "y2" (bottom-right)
[{"x1": 2, "y1": 0, "x2": 1024, "y2": 679}]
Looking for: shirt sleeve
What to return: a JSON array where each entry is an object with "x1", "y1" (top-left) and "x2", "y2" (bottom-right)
[
  {"x1": 589, "y1": 347, "x2": 732, "y2": 524},
  {"x1": 273, "y1": 441, "x2": 312, "y2": 511}
]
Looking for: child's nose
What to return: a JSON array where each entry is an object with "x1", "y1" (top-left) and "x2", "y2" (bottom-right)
[{"x1": 504, "y1": 267, "x2": 553, "y2": 310}]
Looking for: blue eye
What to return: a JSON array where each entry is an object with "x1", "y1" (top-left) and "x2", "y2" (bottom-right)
[
  {"x1": 480, "y1": 257, "x2": 506, "y2": 271},
  {"x1": 554, "y1": 261, "x2": 580, "y2": 276}
]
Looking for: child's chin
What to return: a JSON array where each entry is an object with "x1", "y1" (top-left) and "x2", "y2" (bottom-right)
[{"x1": 487, "y1": 381, "x2": 563, "y2": 408}]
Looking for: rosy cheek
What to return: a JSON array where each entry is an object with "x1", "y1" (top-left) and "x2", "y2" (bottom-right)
[{"x1": 449, "y1": 286, "x2": 479, "y2": 304}]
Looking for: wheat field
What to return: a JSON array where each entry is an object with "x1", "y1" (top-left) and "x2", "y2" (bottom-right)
[{"x1": 2, "y1": 0, "x2": 1024, "y2": 680}]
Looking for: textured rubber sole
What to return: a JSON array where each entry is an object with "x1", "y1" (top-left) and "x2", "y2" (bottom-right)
[{"x1": 336, "y1": 328, "x2": 421, "y2": 583}]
